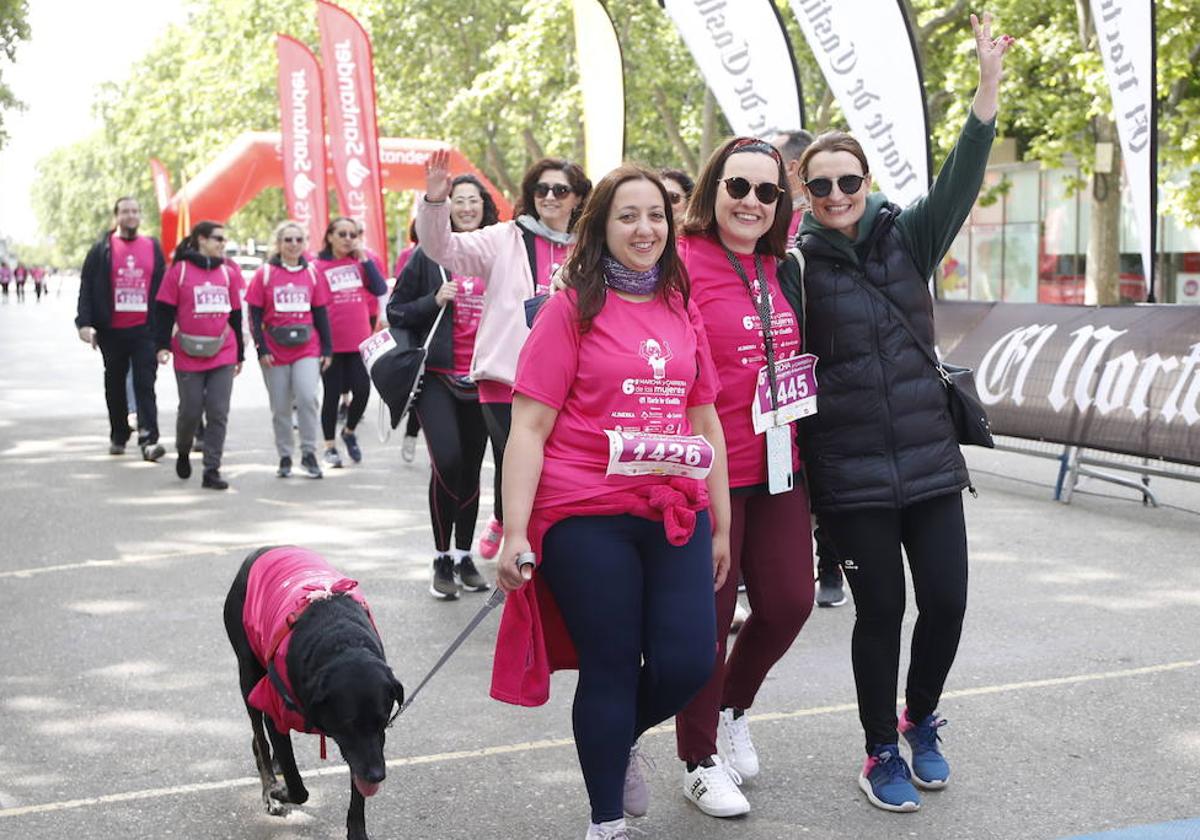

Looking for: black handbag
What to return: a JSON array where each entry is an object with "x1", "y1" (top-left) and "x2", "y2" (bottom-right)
[{"x1": 842, "y1": 271, "x2": 994, "y2": 448}]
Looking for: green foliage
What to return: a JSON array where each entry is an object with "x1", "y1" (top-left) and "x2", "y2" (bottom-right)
[{"x1": 0, "y1": 0, "x2": 31, "y2": 147}]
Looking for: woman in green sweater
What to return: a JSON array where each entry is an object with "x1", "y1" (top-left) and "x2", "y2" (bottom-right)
[{"x1": 784, "y1": 12, "x2": 1013, "y2": 813}]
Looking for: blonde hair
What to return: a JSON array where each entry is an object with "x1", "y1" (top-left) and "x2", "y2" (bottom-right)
[{"x1": 267, "y1": 220, "x2": 306, "y2": 261}]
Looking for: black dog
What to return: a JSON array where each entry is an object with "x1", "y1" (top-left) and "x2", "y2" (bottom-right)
[{"x1": 224, "y1": 546, "x2": 403, "y2": 840}]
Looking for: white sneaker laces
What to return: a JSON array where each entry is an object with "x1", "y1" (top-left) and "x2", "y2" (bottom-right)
[{"x1": 700, "y1": 755, "x2": 743, "y2": 792}]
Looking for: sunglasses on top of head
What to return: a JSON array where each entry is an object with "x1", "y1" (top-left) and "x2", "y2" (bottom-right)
[
  {"x1": 533, "y1": 182, "x2": 573, "y2": 199},
  {"x1": 804, "y1": 174, "x2": 867, "y2": 198},
  {"x1": 722, "y1": 177, "x2": 782, "y2": 205}
]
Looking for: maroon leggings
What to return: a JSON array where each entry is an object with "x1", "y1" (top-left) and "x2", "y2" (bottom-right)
[{"x1": 675, "y1": 484, "x2": 814, "y2": 762}]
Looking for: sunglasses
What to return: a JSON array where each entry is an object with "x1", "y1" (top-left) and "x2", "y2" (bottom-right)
[
  {"x1": 206, "y1": 234, "x2": 226, "y2": 243},
  {"x1": 334, "y1": 230, "x2": 360, "y2": 239},
  {"x1": 667, "y1": 191, "x2": 684, "y2": 206},
  {"x1": 533, "y1": 182, "x2": 573, "y2": 199},
  {"x1": 804, "y1": 175, "x2": 866, "y2": 198},
  {"x1": 281, "y1": 236, "x2": 304, "y2": 244},
  {"x1": 722, "y1": 177, "x2": 782, "y2": 205}
]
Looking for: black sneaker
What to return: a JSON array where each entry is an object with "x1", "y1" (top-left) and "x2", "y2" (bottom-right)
[
  {"x1": 277, "y1": 456, "x2": 293, "y2": 478},
  {"x1": 201, "y1": 469, "x2": 229, "y2": 490},
  {"x1": 108, "y1": 441, "x2": 125, "y2": 456},
  {"x1": 337, "y1": 401, "x2": 349, "y2": 425},
  {"x1": 430, "y1": 554, "x2": 460, "y2": 600},
  {"x1": 816, "y1": 570, "x2": 847, "y2": 608},
  {"x1": 341, "y1": 430, "x2": 362, "y2": 463},
  {"x1": 456, "y1": 555, "x2": 490, "y2": 592},
  {"x1": 141, "y1": 443, "x2": 165, "y2": 462},
  {"x1": 176, "y1": 450, "x2": 192, "y2": 479},
  {"x1": 300, "y1": 451, "x2": 323, "y2": 479}
]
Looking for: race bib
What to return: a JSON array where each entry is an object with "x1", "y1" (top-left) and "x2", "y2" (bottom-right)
[
  {"x1": 272, "y1": 282, "x2": 311, "y2": 313},
  {"x1": 193, "y1": 282, "x2": 232, "y2": 314},
  {"x1": 326, "y1": 265, "x2": 362, "y2": 294},
  {"x1": 358, "y1": 329, "x2": 396, "y2": 375},
  {"x1": 114, "y1": 287, "x2": 148, "y2": 313},
  {"x1": 751, "y1": 353, "x2": 819, "y2": 435},
  {"x1": 604, "y1": 431, "x2": 714, "y2": 480}
]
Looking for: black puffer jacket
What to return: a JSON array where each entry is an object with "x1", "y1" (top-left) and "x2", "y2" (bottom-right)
[
  {"x1": 790, "y1": 204, "x2": 968, "y2": 513},
  {"x1": 75, "y1": 232, "x2": 166, "y2": 331},
  {"x1": 385, "y1": 247, "x2": 455, "y2": 371}
]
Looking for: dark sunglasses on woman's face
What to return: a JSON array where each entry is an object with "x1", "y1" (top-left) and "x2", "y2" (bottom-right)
[
  {"x1": 534, "y1": 182, "x2": 573, "y2": 199},
  {"x1": 722, "y1": 177, "x2": 782, "y2": 205},
  {"x1": 805, "y1": 174, "x2": 866, "y2": 198},
  {"x1": 206, "y1": 234, "x2": 226, "y2": 243},
  {"x1": 281, "y1": 236, "x2": 304, "y2": 244}
]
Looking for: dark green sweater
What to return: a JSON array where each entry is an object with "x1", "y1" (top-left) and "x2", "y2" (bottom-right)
[{"x1": 798, "y1": 110, "x2": 996, "y2": 277}]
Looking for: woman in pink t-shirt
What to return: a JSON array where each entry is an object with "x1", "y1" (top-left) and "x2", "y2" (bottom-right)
[
  {"x1": 312, "y1": 217, "x2": 388, "y2": 468},
  {"x1": 417, "y1": 152, "x2": 592, "y2": 563},
  {"x1": 154, "y1": 221, "x2": 246, "y2": 490},
  {"x1": 671, "y1": 138, "x2": 815, "y2": 818},
  {"x1": 387, "y1": 175, "x2": 499, "y2": 601},
  {"x1": 245, "y1": 221, "x2": 333, "y2": 479},
  {"x1": 491, "y1": 165, "x2": 730, "y2": 839}
]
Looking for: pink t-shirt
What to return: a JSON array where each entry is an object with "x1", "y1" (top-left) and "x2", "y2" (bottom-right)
[
  {"x1": 429, "y1": 273, "x2": 487, "y2": 377},
  {"x1": 109, "y1": 235, "x2": 156, "y2": 329},
  {"x1": 515, "y1": 288, "x2": 719, "y2": 510},
  {"x1": 156, "y1": 259, "x2": 244, "y2": 372},
  {"x1": 533, "y1": 236, "x2": 571, "y2": 295},
  {"x1": 683, "y1": 235, "x2": 801, "y2": 488},
  {"x1": 244, "y1": 262, "x2": 330, "y2": 365},
  {"x1": 314, "y1": 257, "x2": 374, "y2": 353}
]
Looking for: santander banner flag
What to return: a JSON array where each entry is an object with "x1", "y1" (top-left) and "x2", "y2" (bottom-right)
[
  {"x1": 661, "y1": 0, "x2": 804, "y2": 138},
  {"x1": 1087, "y1": 0, "x2": 1154, "y2": 287},
  {"x1": 788, "y1": 0, "x2": 930, "y2": 207},
  {"x1": 316, "y1": 0, "x2": 388, "y2": 265},
  {"x1": 276, "y1": 34, "x2": 329, "y2": 253}
]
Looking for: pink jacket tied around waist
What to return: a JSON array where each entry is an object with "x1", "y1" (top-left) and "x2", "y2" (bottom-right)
[
  {"x1": 490, "y1": 478, "x2": 710, "y2": 707},
  {"x1": 243, "y1": 546, "x2": 373, "y2": 734}
]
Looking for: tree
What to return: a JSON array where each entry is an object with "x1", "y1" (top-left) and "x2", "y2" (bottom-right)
[{"x1": 0, "y1": 0, "x2": 31, "y2": 148}]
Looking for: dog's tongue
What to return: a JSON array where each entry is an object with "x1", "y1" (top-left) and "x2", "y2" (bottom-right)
[{"x1": 353, "y1": 776, "x2": 381, "y2": 798}]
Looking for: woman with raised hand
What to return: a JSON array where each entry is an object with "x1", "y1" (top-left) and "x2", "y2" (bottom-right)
[
  {"x1": 312, "y1": 216, "x2": 388, "y2": 469},
  {"x1": 387, "y1": 175, "x2": 500, "y2": 601},
  {"x1": 154, "y1": 221, "x2": 245, "y2": 490},
  {"x1": 417, "y1": 151, "x2": 591, "y2": 565},
  {"x1": 671, "y1": 136, "x2": 815, "y2": 820},
  {"x1": 782, "y1": 12, "x2": 1013, "y2": 813},
  {"x1": 245, "y1": 221, "x2": 333, "y2": 479},
  {"x1": 491, "y1": 165, "x2": 729, "y2": 840}
]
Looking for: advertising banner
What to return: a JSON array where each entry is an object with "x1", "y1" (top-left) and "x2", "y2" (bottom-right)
[
  {"x1": 317, "y1": 0, "x2": 388, "y2": 265},
  {"x1": 276, "y1": 34, "x2": 329, "y2": 253},
  {"x1": 573, "y1": 0, "x2": 625, "y2": 179},
  {"x1": 787, "y1": 0, "x2": 930, "y2": 206}
]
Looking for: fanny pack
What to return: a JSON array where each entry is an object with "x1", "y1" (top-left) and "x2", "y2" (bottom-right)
[
  {"x1": 178, "y1": 332, "x2": 225, "y2": 358},
  {"x1": 267, "y1": 324, "x2": 312, "y2": 347},
  {"x1": 438, "y1": 373, "x2": 479, "y2": 401}
]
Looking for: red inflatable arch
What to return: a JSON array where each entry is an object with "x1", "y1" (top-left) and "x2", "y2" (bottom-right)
[{"x1": 157, "y1": 133, "x2": 512, "y2": 258}]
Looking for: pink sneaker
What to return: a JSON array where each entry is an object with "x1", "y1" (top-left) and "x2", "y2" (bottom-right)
[{"x1": 478, "y1": 517, "x2": 503, "y2": 560}]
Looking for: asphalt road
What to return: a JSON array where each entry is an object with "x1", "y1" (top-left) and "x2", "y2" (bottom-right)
[{"x1": 1, "y1": 283, "x2": 1198, "y2": 840}]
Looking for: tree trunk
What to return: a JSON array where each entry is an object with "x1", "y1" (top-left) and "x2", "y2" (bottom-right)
[
  {"x1": 700, "y1": 87, "x2": 717, "y2": 165},
  {"x1": 652, "y1": 84, "x2": 698, "y2": 173},
  {"x1": 1085, "y1": 115, "x2": 1123, "y2": 305}
]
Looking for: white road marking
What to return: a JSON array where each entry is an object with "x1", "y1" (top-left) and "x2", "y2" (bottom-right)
[{"x1": 1, "y1": 657, "x2": 1196, "y2": 819}]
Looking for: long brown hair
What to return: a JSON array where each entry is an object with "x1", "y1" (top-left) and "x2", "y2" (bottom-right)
[
  {"x1": 513, "y1": 157, "x2": 592, "y2": 231},
  {"x1": 683, "y1": 137, "x2": 792, "y2": 259},
  {"x1": 562, "y1": 164, "x2": 689, "y2": 333}
]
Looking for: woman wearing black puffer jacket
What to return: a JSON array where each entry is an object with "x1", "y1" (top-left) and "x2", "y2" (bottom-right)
[
  {"x1": 780, "y1": 13, "x2": 1012, "y2": 815},
  {"x1": 387, "y1": 174, "x2": 499, "y2": 602}
]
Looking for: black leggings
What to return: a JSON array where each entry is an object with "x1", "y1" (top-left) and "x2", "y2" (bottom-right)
[
  {"x1": 480, "y1": 402, "x2": 512, "y2": 523},
  {"x1": 820, "y1": 492, "x2": 968, "y2": 753},
  {"x1": 541, "y1": 512, "x2": 716, "y2": 824},
  {"x1": 321, "y1": 352, "x2": 369, "y2": 440},
  {"x1": 413, "y1": 376, "x2": 488, "y2": 553}
]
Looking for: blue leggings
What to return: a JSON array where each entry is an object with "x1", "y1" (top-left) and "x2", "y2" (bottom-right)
[{"x1": 541, "y1": 512, "x2": 717, "y2": 823}]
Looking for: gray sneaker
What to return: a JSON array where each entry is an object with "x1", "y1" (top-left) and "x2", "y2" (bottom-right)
[
  {"x1": 430, "y1": 555, "x2": 460, "y2": 600},
  {"x1": 816, "y1": 570, "x2": 847, "y2": 607},
  {"x1": 623, "y1": 742, "x2": 651, "y2": 818},
  {"x1": 141, "y1": 443, "x2": 166, "y2": 462},
  {"x1": 323, "y1": 447, "x2": 344, "y2": 469},
  {"x1": 455, "y1": 555, "x2": 490, "y2": 592},
  {"x1": 300, "y1": 451, "x2": 323, "y2": 479}
]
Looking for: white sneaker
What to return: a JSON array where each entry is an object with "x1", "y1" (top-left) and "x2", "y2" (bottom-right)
[
  {"x1": 729, "y1": 600, "x2": 750, "y2": 634},
  {"x1": 681, "y1": 755, "x2": 750, "y2": 817},
  {"x1": 585, "y1": 817, "x2": 631, "y2": 839},
  {"x1": 623, "y1": 742, "x2": 650, "y2": 817},
  {"x1": 401, "y1": 434, "x2": 417, "y2": 463},
  {"x1": 716, "y1": 708, "x2": 759, "y2": 779}
]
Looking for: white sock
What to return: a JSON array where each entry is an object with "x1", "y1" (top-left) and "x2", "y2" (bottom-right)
[
  {"x1": 589, "y1": 817, "x2": 626, "y2": 833},
  {"x1": 450, "y1": 548, "x2": 470, "y2": 562}
]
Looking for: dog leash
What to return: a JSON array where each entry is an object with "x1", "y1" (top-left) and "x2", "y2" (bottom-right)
[{"x1": 397, "y1": 553, "x2": 536, "y2": 715}]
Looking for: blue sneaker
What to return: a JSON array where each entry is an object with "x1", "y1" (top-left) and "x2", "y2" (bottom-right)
[
  {"x1": 900, "y1": 708, "x2": 950, "y2": 789},
  {"x1": 858, "y1": 744, "x2": 920, "y2": 812}
]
